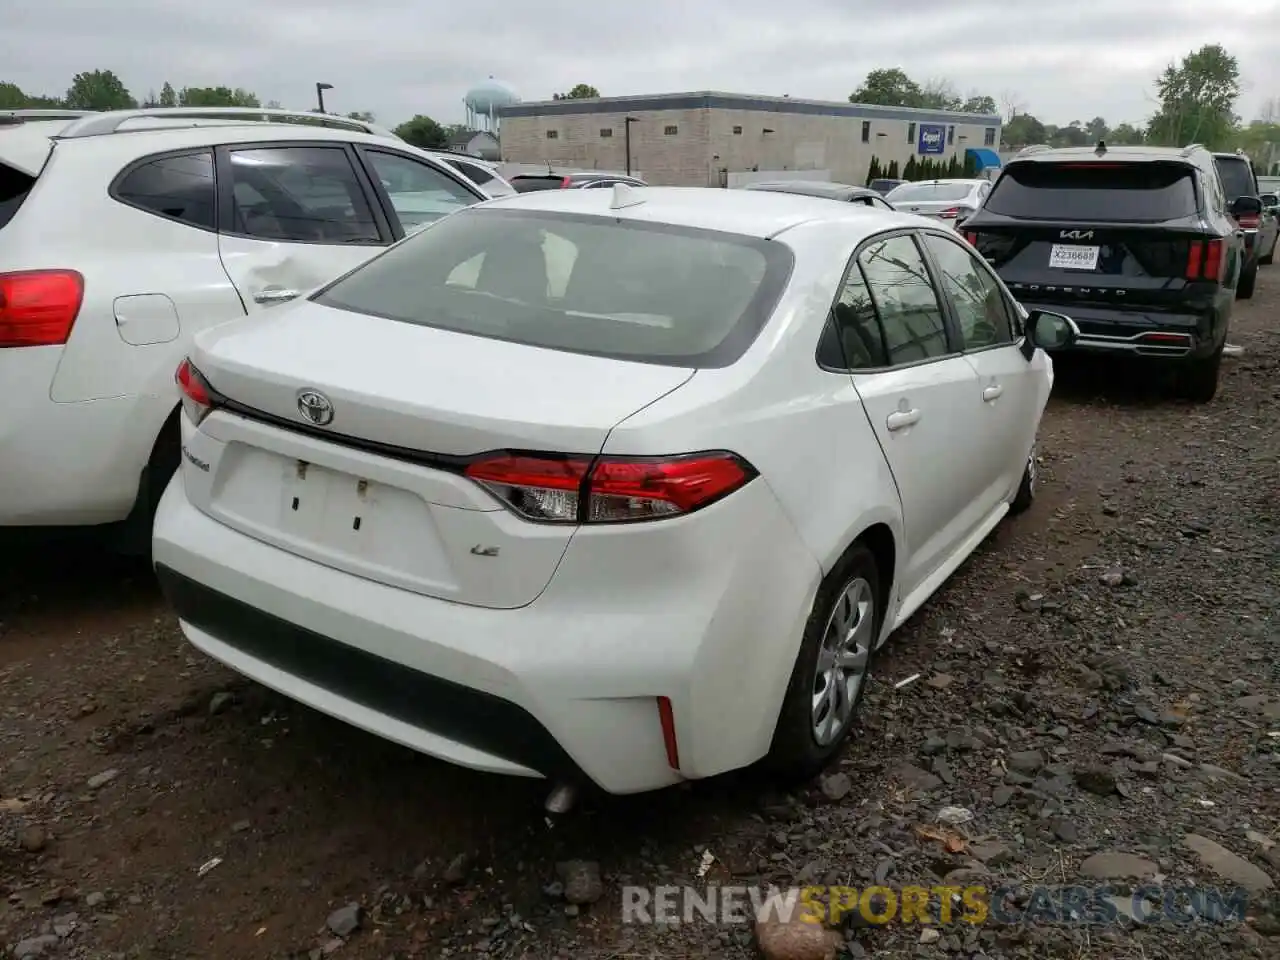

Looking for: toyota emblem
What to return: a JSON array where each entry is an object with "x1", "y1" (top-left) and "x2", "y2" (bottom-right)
[{"x1": 296, "y1": 389, "x2": 334, "y2": 426}]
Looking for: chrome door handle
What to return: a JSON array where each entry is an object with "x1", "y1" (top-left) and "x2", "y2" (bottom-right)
[
  {"x1": 886, "y1": 409, "x2": 920, "y2": 431},
  {"x1": 983, "y1": 384, "x2": 1004, "y2": 402},
  {"x1": 253, "y1": 287, "x2": 299, "y2": 305}
]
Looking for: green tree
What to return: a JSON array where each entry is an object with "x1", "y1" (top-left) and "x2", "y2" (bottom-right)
[
  {"x1": 866, "y1": 156, "x2": 882, "y2": 185},
  {"x1": 159, "y1": 82, "x2": 177, "y2": 107},
  {"x1": 64, "y1": 69, "x2": 136, "y2": 110},
  {"x1": 886, "y1": 159, "x2": 900, "y2": 179},
  {"x1": 1147, "y1": 44, "x2": 1240, "y2": 148},
  {"x1": 1109, "y1": 122, "x2": 1146, "y2": 145},
  {"x1": 394, "y1": 114, "x2": 448, "y2": 149},
  {"x1": 553, "y1": 83, "x2": 600, "y2": 100},
  {"x1": 962, "y1": 152, "x2": 978, "y2": 177},
  {"x1": 347, "y1": 110, "x2": 375, "y2": 122},
  {"x1": 1003, "y1": 113, "x2": 1047, "y2": 148},
  {"x1": 1085, "y1": 117, "x2": 1109, "y2": 141},
  {"x1": 851, "y1": 68, "x2": 923, "y2": 107},
  {"x1": 0, "y1": 81, "x2": 26, "y2": 109},
  {"x1": 178, "y1": 86, "x2": 260, "y2": 108},
  {"x1": 903, "y1": 156, "x2": 918, "y2": 180},
  {"x1": 960, "y1": 95, "x2": 997, "y2": 115}
]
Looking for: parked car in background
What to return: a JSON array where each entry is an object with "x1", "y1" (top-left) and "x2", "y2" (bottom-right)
[
  {"x1": 1213, "y1": 152, "x2": 1277, "y2": 282},
  {"x1": 885, "y1": 179, "x2": 991, "y2": 228},
  {"x1": 154, "y1": 186, "x2": 1074, "y2": 801},
  {"x1": 868, "y1": 178, "x2": 905, "y2": 196},
  {"x1": 963, "y1": 142, "x2": 1246, "y2": 401},
  {"x1": 510, "y1": 172, "x2": 647, "y2": 192},
  {"x1": 742, "y1": 180, "x2": 895, "y2": 209},
  {"x1": 430, "y1": 153, "x2": 516, "y2": 198},
  {"x1": 0, "y1": 107, "x2": 487, "y2": 551}
]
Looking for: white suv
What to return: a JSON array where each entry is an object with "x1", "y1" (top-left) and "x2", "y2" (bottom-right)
[{"x1": 0, "y1": 107, "x2": 488, "y2": 550}]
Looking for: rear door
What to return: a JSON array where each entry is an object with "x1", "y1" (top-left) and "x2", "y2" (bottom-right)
[
  {"x1": 841, "y1": 232, "x2": 989, "y2": 596},
  {"x1": 215, "y1": 141, "x2": 394, "y2": 312},
  {"x1": 920, "y1": 230, "x2": 1042, "y2": 507}
]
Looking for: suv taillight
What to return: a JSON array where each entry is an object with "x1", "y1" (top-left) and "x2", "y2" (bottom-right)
[
  {"x1": 963, "y1": 231, "x2": 978, "y2": 246},
  {"x1": 560, "y1": 177, "x2": 573, "y2": 188},
  {"x1": 464, "y1": 451, "x2": 757, "y2": 524},
  {"x1": 175, "y1": 357, "x2": 217, "y2": 425},
  {"x1": 0, "y1": 270, "x2": 84, "y2": 348},
  {"x1": 1186, "y1": 239, "x2": 1223, "y2": 281}
]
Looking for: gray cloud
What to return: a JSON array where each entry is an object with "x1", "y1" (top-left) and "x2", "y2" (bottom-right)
[{"x1": 5, "y1": 0, "x2": 1279, "y2": 127}]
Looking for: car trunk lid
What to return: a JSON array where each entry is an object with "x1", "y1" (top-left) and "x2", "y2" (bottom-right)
[{"x1": 184, "y1": 301, "x2": 695, "y2": 608}]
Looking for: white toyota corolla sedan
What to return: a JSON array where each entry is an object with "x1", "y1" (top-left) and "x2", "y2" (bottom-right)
[{"x1": 152, "y1": 185, "x2": 1076, "y2": 803}]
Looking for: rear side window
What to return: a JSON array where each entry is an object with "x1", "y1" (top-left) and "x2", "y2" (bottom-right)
[
  {"x1": 511, "y1": 177, "x2": 564, "y2": 192},
  {"x1": 453, "y1": 160, "x2": 495, "y2": 186},
  {"x1": 856, "y1": 234, "x2": 949, "y2": 365},
  {"x1": 1214, "y1": 158, "x2": 1256, "y2": 200},
  {"x1": 227, "y1": 146, "x2": 380, "y2": 244},
  {"x1": 984, "y1": 162, "x2": 1199, "y2": 223},
  {"x1": 313, "y1": 208, "x2": 793, "y2": 368},
  {"x1": 113, "y1": 151, "x2": 216, "y2": 230},
  {"x1": 0, "y1": 163, "x2": 37, "y2": 230}
]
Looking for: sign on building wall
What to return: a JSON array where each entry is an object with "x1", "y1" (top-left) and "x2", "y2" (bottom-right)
[{"x1": 917, "y1": 124, "x2": 946, "y2": 155}]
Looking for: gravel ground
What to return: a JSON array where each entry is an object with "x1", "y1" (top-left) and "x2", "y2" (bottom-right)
[{"x1": 2, "y1": 274, "x2": 1278, "y2": 960}]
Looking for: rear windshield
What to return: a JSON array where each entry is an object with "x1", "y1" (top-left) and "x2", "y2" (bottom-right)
[
  {"x1": 313, "y1": 208, "x2": 794, "y2": 367},
  {"x1": 510, "y1": 176, "x2": 563, "y2": 192},
  {"x1": 886, "y1": 182, "x2": 973, "y2": 202},
  {"x1": 1214, "y1": 157, "x2": 1256, "y2": 200},
  {"x1": 0, "y1": 162, "x2": 37, "y2": 230},
  {"x1": 984, "y1": 162, "x2": 1199, "y2": 223}
]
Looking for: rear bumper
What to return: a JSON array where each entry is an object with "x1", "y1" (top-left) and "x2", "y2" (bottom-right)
[
  {"x1": 0, "y1": 349, "x2": 156, "y2": 526},
  {"x1": 1018, "y1": 301, "x2": 1219, "y2": 361},
  {"x1": 152, "y1": 469, "x2": 820, "y2": 794}
]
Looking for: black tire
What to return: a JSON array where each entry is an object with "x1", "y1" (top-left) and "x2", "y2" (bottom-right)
[
  {"x1": 111, "y1": 413, "x2": 180, "y2": 556},
  {"x1": 1178, "y1": 346, "x2": 1223, "y2": 404},
  {"x1": 766, "y1": 542, "x2": 883, "y2": 783},
  {"x1": 1009, "y1": 446, "x2": 1038, "y2": 515},
  {"x1": 1237, "y1": 263, "x2": 1257, "y2": 299}
]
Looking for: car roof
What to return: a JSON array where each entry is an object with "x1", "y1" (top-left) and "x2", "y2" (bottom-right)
[
  {"x1": 464, "y1": 185, "x2": 924, "y2": 238},
  {"x1": 1211, "y1": 152, "x2": 1250, "y2": 162},
  {"x1": 745, "y1": 181, "x2": 873, "y2": 199},
  {"x1": 890, "y1": 178, "x2": 985, "y2": 186}
]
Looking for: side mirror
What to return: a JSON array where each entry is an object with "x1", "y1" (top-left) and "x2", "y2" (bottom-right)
[
  {"x1": 1261, "y1": 194, "x2": 1278, "y2": 212},
  {"x1": 1021, "y1": 309, "x2": 1079, "y2": 360},
  {"x1": 1230, "y1": 195, "x2": 1262, "y2": 218}
]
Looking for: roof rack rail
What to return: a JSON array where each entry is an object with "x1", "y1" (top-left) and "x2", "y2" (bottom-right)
[
  {"x1": 1181, "y1": 142, "x2": 1204, "y2": 156},
  {"x1": 0, "y1": 109, "x2": 98, "y2": 125},
  {"x1": 54, "y1": 107, "x2": 400, "y2": 141},
  {"x1": 1013, "y1": 144, "x2": 1052, "y2": 158}
]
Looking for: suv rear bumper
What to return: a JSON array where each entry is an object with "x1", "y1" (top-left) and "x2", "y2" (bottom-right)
[{"x1": 1018, "y1": 302, "x2": 1219, "y2": 361}]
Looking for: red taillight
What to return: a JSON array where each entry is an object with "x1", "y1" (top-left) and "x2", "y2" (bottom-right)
[
  {"x1": 0, "y1": 270, "x2": 84, "y2": 348},
  {"x1": 939, "y1": 207, "x2": 960, "y2": 219},
  {"x1": 963, "y1": 231, "x2": 978, "y2": 246},
  {"x1": 1237, "y1": 214, "x2": 1260, "y2": 229},
  {"x1": 175, "y1": 357, "x2": 215, "y2": 425},
  {"x1": 560, "y1": 177, "x2": 573, "y2": 188},
  {"x1": 463, "y1": 451, "x2": 756, "y2": 524},
  {"x1": 1185, "y1": 239, "x2": 1223, "y2": 281},
  {"x1": 1139, "y1": 332, "x2": 1192, "y2": 345},
  {"x1": 656, "y1": 696, "x2": 679, "y2": 769}
]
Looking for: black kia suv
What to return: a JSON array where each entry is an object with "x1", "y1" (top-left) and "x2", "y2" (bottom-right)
[{"x1": 962, "y1": 142, "x2": 1256, "y2": 401}]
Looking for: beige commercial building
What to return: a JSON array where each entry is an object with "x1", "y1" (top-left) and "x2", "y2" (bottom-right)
[{"x1": 497, "y1": 92, "x2": 1003, "y2": 187}]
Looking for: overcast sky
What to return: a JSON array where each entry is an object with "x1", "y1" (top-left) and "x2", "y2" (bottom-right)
[{"x1": 6, "y1": 0, "x2": 1280, "y2": 129}]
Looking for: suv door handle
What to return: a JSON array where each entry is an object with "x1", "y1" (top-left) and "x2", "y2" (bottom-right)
[
  {"x1": 253, "y1": 287, "x2": 300, "y2": 305},
  {"x1": 983, "y1": 384, "x2": 1004, "y2": 402},
  {"x1": 886, "y1": 409, "x2": 920, "y2": 431}
]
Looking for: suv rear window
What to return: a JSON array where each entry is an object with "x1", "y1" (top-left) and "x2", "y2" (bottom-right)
[
  {"x1": 985, "y1": 161, "x2": 1199, "y2": 223},
  {"x1": 1213, "y1": 156, "x2": 1256, "y2": 200},
  {"x1": 510, "y1": 176, "x2": 564, "y2": 192},
  {"x1": 313, "y1": 208, "x2": 793, "y2": 367}
]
